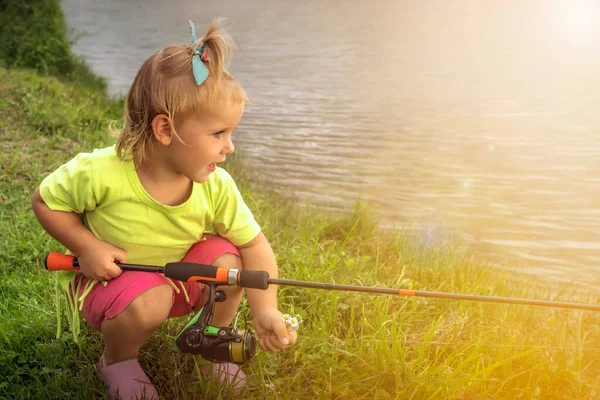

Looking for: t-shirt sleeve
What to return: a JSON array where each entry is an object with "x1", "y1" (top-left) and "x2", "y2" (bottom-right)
[
  {"x1": 39, "y1": 152, "x2": 97, "y2": 213},
  {"x1": 211, "y1": 170, "x2": 261, "y2": 246}
]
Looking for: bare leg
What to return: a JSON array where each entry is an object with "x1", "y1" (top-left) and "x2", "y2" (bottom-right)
[
  {"x1": 101, "y1": 284, "x2": 173, "y2": 366},
  {"x1": 208, "y1": 252, "x2": 244, "y2": 327}
]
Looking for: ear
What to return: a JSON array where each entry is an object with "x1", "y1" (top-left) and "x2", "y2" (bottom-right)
[{"x1": 151, "y1": 114, "x2": 174, "y2": 146}]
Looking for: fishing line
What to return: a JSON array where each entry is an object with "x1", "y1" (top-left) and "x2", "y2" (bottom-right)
[{"x1": 296, "y1": 337, "x2": 600, "y2": 351}]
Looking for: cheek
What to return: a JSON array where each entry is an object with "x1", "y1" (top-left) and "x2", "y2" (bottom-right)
[
  {"x1": 182, "y1": 141, "x2": 212, "y2": 165},
  {"x1": 171, "y1": 141, "x2": 191, "y2": 161},
  {"x1": 169, "y1": 139, "x2": 198, "y2": 165}
]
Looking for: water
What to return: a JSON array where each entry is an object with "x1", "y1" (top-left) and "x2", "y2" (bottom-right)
[{"x1": 61, "y1": 0, "x2": 600, "y2": 287}]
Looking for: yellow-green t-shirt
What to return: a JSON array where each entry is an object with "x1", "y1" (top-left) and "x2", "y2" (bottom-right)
[{"x1": 39, "y1": 146, "x2": 261, "y2": 266}]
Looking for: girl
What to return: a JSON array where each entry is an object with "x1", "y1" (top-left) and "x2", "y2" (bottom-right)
[{"x1": 32, "y1": 18, "x2": 297, "y2": 399}]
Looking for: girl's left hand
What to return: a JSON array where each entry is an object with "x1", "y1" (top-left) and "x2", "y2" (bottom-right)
[{"x1": 253, "y1": 308, "x2": 298, "y2": 353}]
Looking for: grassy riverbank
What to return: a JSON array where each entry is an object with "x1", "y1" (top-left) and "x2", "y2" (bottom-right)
[{"x1": 1, "y1": 66, "x2": 600, "y2": 399}]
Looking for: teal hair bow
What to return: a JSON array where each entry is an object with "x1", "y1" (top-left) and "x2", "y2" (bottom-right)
[{"x1": 188, "y1": 20, "x2": 209, "y2": 85}]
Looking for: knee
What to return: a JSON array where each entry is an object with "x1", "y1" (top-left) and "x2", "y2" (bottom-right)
[
  {"x1": 211, "y1": 252, "x2": 243, "y2": 270},
  {"x1": 121, "y1": 284, "x2": 173, "y2": 331},
  {"x1": 209, "y1": 252, "x2": 243, "y2": 299}
]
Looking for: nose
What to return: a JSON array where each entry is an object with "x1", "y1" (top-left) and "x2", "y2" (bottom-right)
[{"x1": 222, "y1": 136, "x2": 235, "y2": 155}]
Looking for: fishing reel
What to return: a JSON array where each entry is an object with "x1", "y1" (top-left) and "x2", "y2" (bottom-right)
[{"x1": 174, "y1": 284, "x2": 257, "y2": 364}]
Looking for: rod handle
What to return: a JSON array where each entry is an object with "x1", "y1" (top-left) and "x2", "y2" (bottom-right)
[
  {"x1": 162, "y1": 262, "x2": 270, "y2": 289},
  {"x1": 45, "y1": 252, "x2": 79, "y2": 271},
  {"x1": 239, "y1": 270, "x2": 269, "y2": 290},
  {"x1": 44, "y1": 253, "x2": 270, "y2": 290},
  {"x1": 164, "y1": 262, "x2": 228, "y2": 284}
]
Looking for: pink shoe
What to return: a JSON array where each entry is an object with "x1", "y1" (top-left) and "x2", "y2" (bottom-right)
[
  {"x1": 98, "y1": 355, "x2": 159, "y2": 400},
  {"x1": 203, "y1": 363, "x2": 246, "y2": 393}
]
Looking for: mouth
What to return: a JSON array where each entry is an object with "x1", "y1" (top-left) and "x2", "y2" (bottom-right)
[{"x1": 208, "y1": 159, "x2": 225, "y2": 172}]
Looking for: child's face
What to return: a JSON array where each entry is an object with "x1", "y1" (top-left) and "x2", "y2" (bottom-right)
[{"x1": 169, "y1": 100, "x2": 244, "y2": 183}]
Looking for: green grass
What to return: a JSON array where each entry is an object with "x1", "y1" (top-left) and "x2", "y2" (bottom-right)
[
  {"x1": 0, "y1": 0, "x2": 108, "y2": 93},
  {"x1": 1, "y1": 65, "x2": 600, "y2": 399}
]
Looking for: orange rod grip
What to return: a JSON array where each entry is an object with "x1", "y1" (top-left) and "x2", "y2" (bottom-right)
[
  {"x1": 398, "y1": 289, "x2": 416, "y2": 296},
  {"x1": 187, "y1": 267, "x2": 228, "y2": 284},
  {"x1": 45, "y1": 252, "x2": 78, "y2": 271}
]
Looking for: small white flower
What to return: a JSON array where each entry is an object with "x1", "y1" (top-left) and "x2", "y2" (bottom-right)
[{"x1": 283, "y1": 312, "x2": 303, "y2": 329}]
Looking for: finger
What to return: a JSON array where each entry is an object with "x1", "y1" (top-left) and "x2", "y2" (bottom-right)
[
  {"x1": 108, "y1": 263, "x2": 122, "y2": 279},
  {"x1": 86, "y1": 271, "x2": 107, "y2": 281},
  {"x1": 90, "y1": 273, "x2": 104, "y2": 281},
  {"x1": 93, "y1": 273, "x2": 111, "y2": 281},
  {"x1": 286, "y1": 328, "x2": 298, "y2": 346},
  {"x1": 258, "y1": 336, "x2": 271, "y2": 353},
  {"x1": 114, "y1": 248, "x2": 127, "y2": 263},
  {"x1": 258, "y1": 337, "x2": 270, "y2": 353},
  {"x1": 259, "y1": 335, "x2": 281, "y2": 353},
  {"x1": 264, "y1": 336, "x2": 283, "y2": 353},
  {"x1": 101, "y1": 266, "x2": 118, "y2": 280},
  {"x1": 271, "y1": 318, "x2": 291, "y2": 347},
  {"x1": 111, "y1": 248, "x2": 127, "y2": 278},
  {"x1": 267, "y1": 336, "x2": 286, "y2": 352},
  {"x1": 265, "y1": 332, "x2": 290, "y2": 351}
]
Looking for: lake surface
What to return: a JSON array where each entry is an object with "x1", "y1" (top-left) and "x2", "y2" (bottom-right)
[{"x1": 61, "y1": 0, "x2": 600, "y2": 288}]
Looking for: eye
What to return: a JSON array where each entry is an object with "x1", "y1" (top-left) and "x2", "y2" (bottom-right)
[{"x1": 213, "y1": 131, "x2": 224, "y2": 138}]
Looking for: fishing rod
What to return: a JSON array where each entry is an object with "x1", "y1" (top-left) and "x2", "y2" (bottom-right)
[
  {"x1": 266, "y1": 278, "x2": 600, "y2": 311},
  {"x1": 45, "y1": 252, "x2": 600, "y2": 312},
  {"x1": 44, "y1": 252, "x2": 600, "y2": 364}
]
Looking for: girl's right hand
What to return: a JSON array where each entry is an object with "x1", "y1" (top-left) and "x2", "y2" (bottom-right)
[{"x1": 76, "y1": 240, "x2": 127, "y2": 281}]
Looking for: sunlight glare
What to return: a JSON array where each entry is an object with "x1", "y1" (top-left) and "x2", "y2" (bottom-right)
[{"x1": 552, "y1": 1, "x2": 600, "y2": 47}]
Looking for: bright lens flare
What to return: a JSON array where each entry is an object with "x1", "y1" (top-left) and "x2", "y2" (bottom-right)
[{"x1": 552, "y1": 1, "x2": 600, "y2": 46}]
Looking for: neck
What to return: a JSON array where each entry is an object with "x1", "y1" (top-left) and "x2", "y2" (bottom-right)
[
  {"x1": 138, "y1": 158, "x2": 182, "y2": 182},
  {"x1": 136, "y1": 151, "x2": 192, "y2": 206}
]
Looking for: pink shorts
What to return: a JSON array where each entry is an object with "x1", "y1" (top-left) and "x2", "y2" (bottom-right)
[{"x1": 75, "y1": 235, "x2": 240, "y2": 331}]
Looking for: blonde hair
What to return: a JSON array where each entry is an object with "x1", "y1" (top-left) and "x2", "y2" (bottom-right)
[{"x1": 113, "y1": 17, "x2": 248, "y2": 166}]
